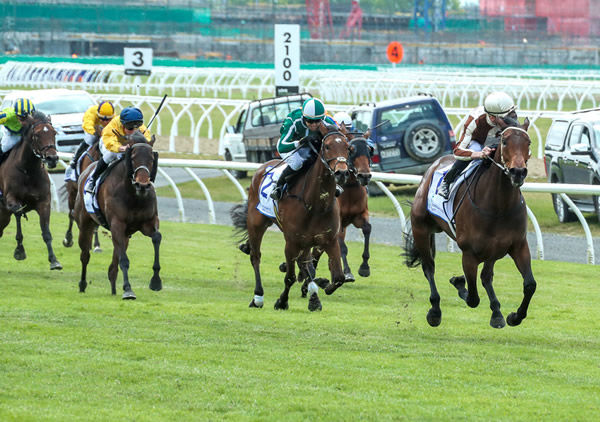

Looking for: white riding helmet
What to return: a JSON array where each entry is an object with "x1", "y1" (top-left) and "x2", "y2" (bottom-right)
[
  {"x1": 333, "y1": 111, "x2": 353, "y2": 128},
  {"x1": 484, "y1": 92, "x2": 516, "y2": 118}
]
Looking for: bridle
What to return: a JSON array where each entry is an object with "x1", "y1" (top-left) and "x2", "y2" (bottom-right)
[
  {"x1": 307, "y1": 131, "x2": 349, "y2": 176},
  {"x1": 127, "y1": 143, "x2": 156, "y2": 184},
  {"x1": 485, "y1": 126, "x2": 530, "y2": 177},
  {"x1": 27, "y1": 120, "x2": 57, "y2": 160}
]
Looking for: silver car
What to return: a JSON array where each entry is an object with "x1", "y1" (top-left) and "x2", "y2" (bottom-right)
[{"x1": 0, "y1": 89, "x2": 96, "y2": 153}]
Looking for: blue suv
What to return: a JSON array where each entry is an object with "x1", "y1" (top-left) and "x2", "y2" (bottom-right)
[{"x1": 350, "y1": 95, "x2": 455, "y2": 176}]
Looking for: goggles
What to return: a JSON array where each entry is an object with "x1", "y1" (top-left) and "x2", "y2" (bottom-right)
[
  {"x1": 304, "y1": 117, "x2": 322, "y2": 124},
  {"x1": 99, "y1": 116, "x2": 112, "y2": 122},
  {"x1": 123, "y1": 121, "x2": 142, "y2": 130}
]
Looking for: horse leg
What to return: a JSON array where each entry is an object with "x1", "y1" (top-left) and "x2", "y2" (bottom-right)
[
  {"x1": 37, "y1": 202, "x2": 62, "y2": 270},
  {"x1": 107, "y1": 248, "x2": 119, "y2": 295},
  {"x1": 141, "y1": 222, "x2": 162, "y2": 291},
  {"x1": 358, "y1": 220, "x2": 372, "y2": 278},
  {"x1": 339, "y1": 228, "x2": 355, "y2": 282},
  {"x1": 414, "y1": 229, "x2": 443, "y2": 327},
  {"x1": 298, "y1": 255, "x2": 315, "y2": 298},
  {"x1": 323, "y1": 236, "x2": 346, "y2": 296},
  {"x1": 461, "y1": 252, "x2": 481, "y2": 309},
  {"x1": 507, "y1": 241, "x2": 537, "y2": 327},
  {"x1": 63, "y1": 211, "x2": 74, "y2": 248},
  {"x1": 247, "y1": 216, "x2": 269, "y2": 308},
  {"x1": 481, "y1": 260, "x2": 505, "y2": 329},
  {"x1": 93, "y1": 227, "x2": 102, "y2": 253},
  {"x1": 274, "y1": 243, "x2": 300, "y2": 311},
  {"x1": 110, "y1": 222, "x2": 135, "y2": 300},
  {"x1": 77, "y1": 218, "x2": 95, "y2": 293},
  {"x1": 13, "y1": 213, "x2": 26, "y2": 261},
  {"x1": 0, "y1": 209, "x2": 9, "y2": 238}
]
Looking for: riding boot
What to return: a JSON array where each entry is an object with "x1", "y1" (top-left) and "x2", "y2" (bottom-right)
[
  {"x1": 84, "y1": 158, "x2": 109, "y2": 194},
  {"x1": 70, "y1": 142, "x2": 89, "y2": 169},
  {"x1": 270, "y1": 165, "x2": 298, "y2": 201},
  {"x1": 438, "y1": 160, "x2": 469, "y2": 199}
]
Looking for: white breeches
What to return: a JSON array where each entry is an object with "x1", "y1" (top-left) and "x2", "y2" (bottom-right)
[
  {"x1": 99, "y1": 141, "x2": 123, "y2": 163},
  {"x1": 0, "y1": 126, "x2": 22, "y2": 153}
]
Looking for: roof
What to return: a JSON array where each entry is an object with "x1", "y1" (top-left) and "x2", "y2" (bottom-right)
[{"x1": 352, "y1": 95, "x2": 439, "y2": 111}]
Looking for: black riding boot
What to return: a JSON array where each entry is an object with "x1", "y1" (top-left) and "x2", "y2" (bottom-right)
[
  {"x1": 70, "y1": 142, "x2": 89, "y2": 169},
  {"x1": 438, "y1": 160, "x2": 469, "y2": 199},
  {"x1": 270, "y1": 165, "x2": 298, "y2": 201},
  {"x1": 84, "y1": 158, "x2": 109, "y2": 194}
]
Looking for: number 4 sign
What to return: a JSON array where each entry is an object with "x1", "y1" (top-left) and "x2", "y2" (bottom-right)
[
  {"x1": 124, "y1": 47, "x2": 153, "y2": 76},
  {"x1": 386, "y1": 42, "x2": 404, "y2": 65}
]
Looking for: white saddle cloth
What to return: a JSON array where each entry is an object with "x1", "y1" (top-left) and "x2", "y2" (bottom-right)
[{"x1": 256, "y1": 164, "x2": 287, "y2": 218}]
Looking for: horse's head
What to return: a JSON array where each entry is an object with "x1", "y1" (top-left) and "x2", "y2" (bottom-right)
[
  {"x1": 320, "y1": 129, "x2": 350, "y2": 186},
  {"x1": 348, "y1": 137, "x2": 373, "y2": 186},
  {"x1": 494, "y1": 117, "x2": 531, "y2": 187},
  {"x1": 125, "y1": 131, "x2": 158, "y2": 197},
  {"x1": 24, "y1": 111, "x2": 58, "y2": 168}
]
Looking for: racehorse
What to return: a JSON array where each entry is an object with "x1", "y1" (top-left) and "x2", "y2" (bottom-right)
[
  {"x1": 231, "y1": 127, "x2": 351, "y2": 312},
  {"x1": 73, "y1": 132, "x2": 161, "y2": 299},
  {"x1": 62, "y1": 142, "x2": 102, "y2": 251},
  {"x1": 0, "y1": 111, "x2": 62, "y2": 270},
  {"x1": 404, "y1": 117, "x2": 536, "y2": 328},
  {"x1": 311, "y1": 134, "x2": 373, "y2": 286}
]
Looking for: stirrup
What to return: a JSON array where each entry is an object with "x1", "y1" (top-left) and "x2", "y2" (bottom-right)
[
  {"x1": 438, "y1": 182, "x2": 450, "y2": 199},
  {"x1": 84, "y1": 180, "x2": 95, "y2": 194},
  {"x1": 270, "y1": 187, "x2": 283, "y2": 201},
  {"x1": 335, "y1": 185, "x2": 344, "y2": 197}
]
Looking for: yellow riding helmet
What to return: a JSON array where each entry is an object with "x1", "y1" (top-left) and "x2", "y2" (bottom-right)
[
  {"x1": 14, "y1": 98, "x2": 35, "y2": 118},
  {"x1": 97, "y1": 101, "x2": 115, "y2": 120}
]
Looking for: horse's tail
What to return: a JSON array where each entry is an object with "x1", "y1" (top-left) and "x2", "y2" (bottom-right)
[
  {"x1": 230, "y1": 201, "x2": 249, "y2": 243},
  {"x1": 401, "y1": 200, "x2": 422, "y2": 268}
]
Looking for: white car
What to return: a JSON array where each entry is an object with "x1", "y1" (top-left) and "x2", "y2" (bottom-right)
[{"x1": 0, "y1": 89, "x2": 97, "y2": 153}]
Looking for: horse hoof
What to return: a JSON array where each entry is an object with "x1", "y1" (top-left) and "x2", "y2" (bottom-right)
[
  {"x1": 14, "y1": 249, "x2": 26, "y2": 261},
  {"x1": 149, "y1": 276, "x2": 162, "y2": 291},
  {"x1": 308, "y1": 293, "x2": 322, "y2": 312},
  {"x1": 93, "y1": 247, "x2": 102, "y2": 253},
  {"x1": 449, "y1": 276, "x2": 468, "y2": 301},
  {"x1": 490, "y1": 314, "x2": 506, "y2": 329},
  {"x1": 324, "y1": 280, "x2": 343, "y2": 295},
  {"x1": 279, "y1": 262, "x2": 287, "y2": 273},
  {"x1": 50, "y1": 261, "x2": 63, "y2": 271},
  {"x1": 314, "y1": 278, "x2": 329, "y2": 289},
  {"x1": 238, "y1": 243, "x2": 250, "y2": 255},
  {"x1": 344, "y1": 272, "x2": 355, "y2": 282},
  {"x1": 79, "y1": 281, "x2": 87, "y2": 293},
  {"x1": 358, "y1": 264, "x2": 370, "y2": 277},
  {"x1": 466, "y1": 295, "x2": 480, "y2": 308},
  {"x1": 274, "y1": 298, "x2": 288, "y2": 310},
  {"x1": 122, "y1": 291, "x2": 137, "y2": 300},
  {"x1": 426, "y1": 309, "x2": 442, "y2": 327},
  {"x1": 63, "y1": 238, "x2": 73, "y2": 248},
  {"x1": 506, "y1": 312, "x2": 522, "y2": 326},
  {"x1": 249, "y1": 299, "x2": 263, "y2": 308},
  {"x1": 300, "y1": 285, "x2": 308, "y2": 298}
]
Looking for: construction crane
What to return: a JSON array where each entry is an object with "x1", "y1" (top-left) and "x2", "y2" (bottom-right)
[{"x1": 306, "y1": 0, "x2": 333, "y2": 39}]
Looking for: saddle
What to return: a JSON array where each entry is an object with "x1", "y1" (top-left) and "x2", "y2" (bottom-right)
[{"x1": 83, "y1": 156, "x2": 126, "y2": 230}]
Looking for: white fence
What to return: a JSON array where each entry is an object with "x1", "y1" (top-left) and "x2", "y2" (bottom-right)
[{"x1": 52, "y1": 154, "x2": 599, "y2": 264}]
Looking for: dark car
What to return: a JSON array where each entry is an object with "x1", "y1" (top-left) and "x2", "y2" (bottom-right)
[{"x1": 544, "y1": 110, "x2": 600, "y2": 223}]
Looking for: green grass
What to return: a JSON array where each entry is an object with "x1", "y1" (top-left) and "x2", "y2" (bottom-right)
[{"x1": 0, "y1": 212, "x2": 599, "y2": 420}]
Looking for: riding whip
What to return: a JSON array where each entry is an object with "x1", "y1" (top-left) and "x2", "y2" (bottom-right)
[{"x1": 146, "y1": 94, "x2": 168, "y2": 130}]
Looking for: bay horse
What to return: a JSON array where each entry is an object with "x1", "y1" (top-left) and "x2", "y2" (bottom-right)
[
  {"x1": 0, "y1": 111, "x2": 62, "y2": 270},
  {"x1": 73, "y1": 132, "x2": 161, "y2": 299},
  {"x1": 311, "y1": 134, "x2": 373, "y2": 286},
  {"x1": 62, "y1": 142, "x2": 102, "y2": 251},
  {"x1": 404, "y1": 117, "x2": 536, "y2": 328},
  {"x1": 231, "y1": 128, "x2": 351, "y2": 312}
]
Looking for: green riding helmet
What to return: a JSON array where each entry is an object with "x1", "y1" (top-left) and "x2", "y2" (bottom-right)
[{"x1": 302, "y1": 98, "x2": 326, "y2": 121}]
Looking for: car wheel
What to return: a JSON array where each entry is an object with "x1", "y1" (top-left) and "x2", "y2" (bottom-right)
[
  {"x1": 224, "y1": 150, "x2": 247, "y2": 179},
  {"x1": 403, "y1": 120, "x2": 444, "y2": 163},
  {"x1": 552, "y1": 193, "x2": 576, "y2": 223}
]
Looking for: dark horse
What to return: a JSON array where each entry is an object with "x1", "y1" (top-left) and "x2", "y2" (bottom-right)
[
  {"x1": 0, "y1": 111, "x2": 62, "y2": 270},
  {"x1": 74, "y1": 132, "x2": 161, "y2": 299},
  {"x1": 231, "y1": 128, "x2": 351, "y2": 311},
  {"x1": 311, "y1": 134, "x2": 373, "y2": 285},
  {"x1": 404, "y1": 117, "x2": 536, "y2": 328},
  {"x1": 62, "y1": 142, "x2": 102, "y2": 251}
]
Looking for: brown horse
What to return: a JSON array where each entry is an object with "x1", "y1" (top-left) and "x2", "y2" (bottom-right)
[
  {"x1": 0, "y1": 111, "x2": 62, "y2": 270},
  {"x1": 73, "y1": 133, "x2": 161, "y2": 299},
  {"x1": 404, "y1": 117, "x2": 536, "y2": 328},
  {"x1": 62, "y1": 142, "x2": 102, "y2": 251},
  {"x1": 231, "y1": 129, "x2": 351, "y2": 312},
  {"x1": 311, "y1": 135, "x2": 373, "y2": 285}
]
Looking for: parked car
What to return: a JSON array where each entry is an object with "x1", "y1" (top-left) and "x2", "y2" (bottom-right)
[
  {"x1": 350, "y1": 94, "x2": 455, "y2": 194},
  {"x1": 544, "y1": 109, "x2": 600, "y2": 223},
  {"x1": 219, "y1": 93, "x2": 312, "y2": 178},
  {"x1": 0, "y1": 89, "x2": 97, "y2": 153}
]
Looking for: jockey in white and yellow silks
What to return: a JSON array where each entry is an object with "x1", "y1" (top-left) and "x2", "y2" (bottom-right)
[
  {"x1": 65, "y1": 101, "x2": 115, "y2": 180},
  {"x1": 270, "y1": 97, "x2": 341, "y2": 201},
  {"x1": 84, "y1": 106, "x2": 151, "y2": 194},
  {"x1": 0, "y1": 98, "x2": 35, "y2": 162}
]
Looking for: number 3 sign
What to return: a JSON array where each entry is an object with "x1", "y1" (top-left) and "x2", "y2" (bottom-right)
[{"x1": 124, "y1": 47, "x2": 153, "y2": 76}]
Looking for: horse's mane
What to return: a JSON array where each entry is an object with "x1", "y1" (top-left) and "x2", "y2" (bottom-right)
[
  {"x1": 31, "y1": 110, "x2": 51, "y2": 124},
  {"x1": 131, "y1": 131, "x2": 149, "y2": 145},
  {"x1": 500, "y1": 115, "x2": 519, "y2": 128}
]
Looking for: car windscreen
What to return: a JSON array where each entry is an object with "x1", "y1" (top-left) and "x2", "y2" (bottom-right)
[
  {"x1": 545, "y1": 120, "x2": 569, "y2": 150},
  {"x1": 250, "y1": 99, "x2": 305, "y2": 127},
  {"x1": 377, "y1": 102, "x2": 438, "y2": 134},
  {"x1": 594, "y1": 124, "x2": 600, "y2": 149},
  {"x1": 35, "y1": 95, "x2": 95, "y2": 115}
]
